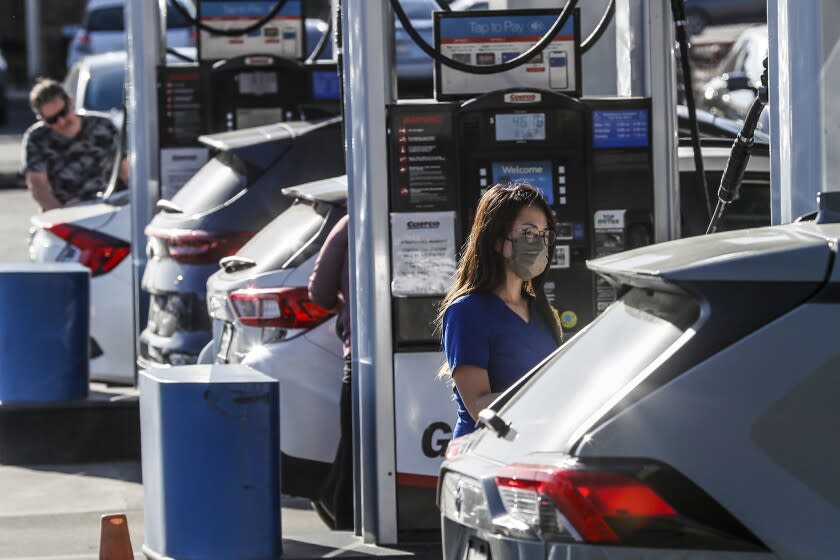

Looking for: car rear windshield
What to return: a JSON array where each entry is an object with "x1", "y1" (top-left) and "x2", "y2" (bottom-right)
[
  {"x1": 84, "y1": 65, "x2": 125, "y2": 111},
  {"x1": 86, "y1": 2, "x2": 192, "y2": 31},
  {"x1": 235, "y1": 200, "x2": 340, "y2": 272},
  {"x1": 86, "y1": 7, "x2": 123, "y2": 31},
  {"x1": 470, "y1": 287, "x2": 700, "y2": 459},
  {"x1": 169, "y1": 152, "x2": 248, "y2": 212}
]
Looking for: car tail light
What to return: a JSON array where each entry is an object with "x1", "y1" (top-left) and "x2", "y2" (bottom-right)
[
  {"x1": 494, "y1": 462, "x2": 767, "y2": 550},
  {"x1": 145, "y1": 227, "x2": 254, "y2": 264},
  {"x1": 496, "y1": 465, "x2": 674, "y2": 543},
  {"x1": 77, "y1": 31, "x2": 92, "y2": 52},
  {"x1": 229, "y1": 287, "x2": 333, "y2": 329},
  {"x1": 46, "y1": 223, "x2": 130, "y2": 277}
]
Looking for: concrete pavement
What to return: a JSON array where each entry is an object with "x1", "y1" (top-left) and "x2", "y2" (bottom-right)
[{"x1": 0, "y1": 460, "x2": 422, "y2": 559}]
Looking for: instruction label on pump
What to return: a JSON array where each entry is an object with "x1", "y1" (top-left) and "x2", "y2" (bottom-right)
[
  {"x1": 594, "y1": 210, "x2": 626, "y2": 313},
  {"x1": 434, "y1": 10, "x2": 580, "y2": 100},
  {"x1": 198, "y1": 0, "x2": 304, "y2": 62},
  {"x1": 391, "y1": 212, "x2": 457, "y2": 296},
  {"x1": 160, "y1": 147, "x2": 210, "y2": 200}
]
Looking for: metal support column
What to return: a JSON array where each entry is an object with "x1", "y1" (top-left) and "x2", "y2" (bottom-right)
[
  {"x1": 768, "y1": 0, "x2": 840, "y2": 223},
  {"x1": 618, "y1": 0, "x2": 679, "y2": 239},
  {"x1": 25, "y1": 0, "x2": 42, "y2": 82},
  {"x1": 647, "y1": 0, "x2": 680, "y2": 241},
  {"x1": 125, "y1": 0, "x2": 163, "y2": 377},
  {"x1": 341, "y1": 0, "x2": 398, "y2": 545},
  {"x1": 615, "y1": 0, "x2": 648, "y2": 96}
]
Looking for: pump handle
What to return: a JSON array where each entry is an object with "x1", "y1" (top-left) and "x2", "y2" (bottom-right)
[{"x1": 706, "y1": 57, "x2": 770, "y2": 234}]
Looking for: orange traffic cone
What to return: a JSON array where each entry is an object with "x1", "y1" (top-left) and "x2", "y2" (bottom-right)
[{"x1": 99, "y1": 513, "x2": 134, "y2": 560}]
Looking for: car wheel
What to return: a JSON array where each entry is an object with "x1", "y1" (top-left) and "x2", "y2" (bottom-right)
[
  {"x1": 311, "y1": 499, "x2": 337, "y2": 530},
  {"x1": 686, "y1": 10, "x2": 709, "y2": 36}
]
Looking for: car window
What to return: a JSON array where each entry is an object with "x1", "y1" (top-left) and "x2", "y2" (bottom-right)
[
  {"x1": 469, "y1": 287, "x2": 699, "y2": 459},
  {"x1": 680, "y1": 170, "x2": 770, "y2": 237},
  {"x1": 744, "y1": 40, "x2": 767, "y2": 82},
  {"x1": 169, "y1": 153, "x2": 249, "y2": 211},
  {"x1": 166, "y1": 0, "x2": 193, "y2": 29},
  {"x1": 86, "y1": 6, "x2": 124, "y2": 32},
  {"x1": 399, "y1": 0, "x2": 436, "y2": 20},
  {"x1": 237, "y1": 200, "x2": 343, "y2": 270},
  {"x1": 717, "y1": 36, "x2": 746, "y2": 74},
  {"x1": 83, "y1": 64, "x2": 126, "y2": 111}
]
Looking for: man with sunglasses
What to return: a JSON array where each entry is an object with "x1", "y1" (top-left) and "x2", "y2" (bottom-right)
[{"x1": 22, "y1": 78, "x2": 127, "y2": 212}]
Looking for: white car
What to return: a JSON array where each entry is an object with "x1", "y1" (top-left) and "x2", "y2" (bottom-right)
[
  {"x1": 29, "y1": 190, "x2": 133, "y2": 385},
  {"x1": 203, "y1": 176, "x2": 347, "y2": 522},
  {"x1": 27, "y1": 49, "x2": 196, "y2": 384},
  {"x1": 67, "y1": 0, "x2": 196, "y2": 69}
]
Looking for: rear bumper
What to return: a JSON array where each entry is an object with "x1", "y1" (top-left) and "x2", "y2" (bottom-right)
[
  {"x1": 443, "y1": 517, "x2": 779, "y2": 560},
  {"x1": 138, "y1": 327, "x2": 211, "y2": 369}
]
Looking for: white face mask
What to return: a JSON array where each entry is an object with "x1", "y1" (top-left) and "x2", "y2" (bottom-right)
[{"x1": 504, "y1": 236, "x2": 549, "y2": 281}]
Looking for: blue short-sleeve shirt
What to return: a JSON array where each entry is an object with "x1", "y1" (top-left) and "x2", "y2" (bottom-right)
[{"x1": 442, "y1": 292, "x2": 558, "y2": 436}]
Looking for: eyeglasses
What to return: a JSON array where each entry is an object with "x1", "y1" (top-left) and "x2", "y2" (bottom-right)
[
  {"x1": 41, "y1": 102, "x2": 70, "y2": 125},
  {"x1": 509, "y1": 226, "x2": 556, "y2": 246}
]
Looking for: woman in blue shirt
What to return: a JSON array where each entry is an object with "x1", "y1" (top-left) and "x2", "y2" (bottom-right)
[{"x1": 438, "y1": 182, "x2": 563, "y2": 436}]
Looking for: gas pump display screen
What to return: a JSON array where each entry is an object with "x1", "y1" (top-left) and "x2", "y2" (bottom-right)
[
  {"x1": 495, "y1": 113, "x2": 546, "y2": 141},
  {"x1": 492, "y1": 161, "x2": 554, "y2": 204},
  {"x1": 592, "y1": 109, "x2": 650, "y2": 149},
  {"x1": 434, "y1": 9, "x2": 581, "y2": 100},
  {"x1": 312, "y1": 70, "x2": 341, "y2": 101}
]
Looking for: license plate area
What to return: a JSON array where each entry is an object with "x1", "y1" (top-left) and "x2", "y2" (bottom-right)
[
  {"x1": 217, "y1": 322, "x2": 234, "y2": 363},
  {"x1": 466, "y1": 538, "x2": 490, "y2": 560}
]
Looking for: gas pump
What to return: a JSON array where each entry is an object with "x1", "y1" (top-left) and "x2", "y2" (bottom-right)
[
  {"x1": 377, "y1": 6, "x2": 655, "y2": 540},
  {"x1": 194, "y1": 0, "x2": 340, "y2": 132},
  {"x1": 157, "y1": 0, "x2": 341, "y2": 198}
]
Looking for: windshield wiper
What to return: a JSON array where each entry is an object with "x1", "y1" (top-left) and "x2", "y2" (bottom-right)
[
  {"x1": 219, "y1": 256, "x2": 257, "y2": 273},
  {"x1": 478, "y1": 409, "x2": 517, "y2": 441},
  {"x1": 156, "y1": 199, "x2": 184, "y2": 213}
]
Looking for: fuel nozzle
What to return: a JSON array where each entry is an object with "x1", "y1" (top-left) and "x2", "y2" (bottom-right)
[{"x1": 706, "y1": 57, "x2": 770, "y2": 233}]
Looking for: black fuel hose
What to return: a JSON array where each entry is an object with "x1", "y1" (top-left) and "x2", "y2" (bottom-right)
[
  {"x1": 305, "y1": 16, "x2": 333, "y2": 63},
  {"x1": 170, "y1": 0, "x2": 290, "y2": 37},
  {"x1": 581, "y1": 0, "x2": 615, "y2": 54},
  {"x1": 671, "y1": 0, "x2": 712, "y2": 222},
  {"x1": 166, "y1": 47, "x2": 196, "y2": 63},
  {"x1": 706, "y1": 57, "x2": 769, "y2": 234},
  {"x1": 388, "y1": 0, "x2": 578, "y2": 75}
]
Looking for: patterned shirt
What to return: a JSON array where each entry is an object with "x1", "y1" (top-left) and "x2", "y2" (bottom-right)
[{"x1": 23, "y1": 113, "x2": 119, "y2": 204}]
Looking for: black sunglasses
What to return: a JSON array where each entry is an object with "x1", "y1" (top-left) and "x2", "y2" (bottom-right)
[{"x1": 41, "y1": 102, "x2": 70, "y2": 125}]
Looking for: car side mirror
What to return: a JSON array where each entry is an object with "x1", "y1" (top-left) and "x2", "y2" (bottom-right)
[{"x1": 722, "y1": 71, "x2": 754, "y2": 92}]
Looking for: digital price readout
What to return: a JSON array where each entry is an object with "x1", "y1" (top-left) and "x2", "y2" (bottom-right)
[{"x1": 495, "y1": 113, "x2": 546, "y2": 142}]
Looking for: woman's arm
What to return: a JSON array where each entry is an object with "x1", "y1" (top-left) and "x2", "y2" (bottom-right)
[
  {"x1": 452, "y1": 365, "x2": 500, "y2": 422},
  {"x1": 308, "y1": 215, "x2": 348, "y2": 310}
]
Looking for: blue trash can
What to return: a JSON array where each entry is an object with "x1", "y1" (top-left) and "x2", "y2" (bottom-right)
[
  {"x1": 140, "y1": 365, "x2": 281, "y2": 560},
  {"x1": 0, "y1": 263, "x2": 89, "y2": 402}
]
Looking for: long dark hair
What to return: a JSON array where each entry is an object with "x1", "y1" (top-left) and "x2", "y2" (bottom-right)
[{"x1": 436, "y1": 183, "x2": 563, "y2": 376}]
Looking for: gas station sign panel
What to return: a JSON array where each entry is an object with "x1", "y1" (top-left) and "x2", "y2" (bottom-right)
[
  {"x1": 434, "y1": 10, "x2": 581, "y2": 100},
  {"x1": 198, "y1": 0, "x2": 304, "y2": 62}
]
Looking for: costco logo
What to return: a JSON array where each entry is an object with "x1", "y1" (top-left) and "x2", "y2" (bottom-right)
[
  {"x1": 407, "y1": 221, "x2": 440, "y2": 230},
  {"x1": 505, "y1": 92, "x2": 542, "y2": 104}
]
